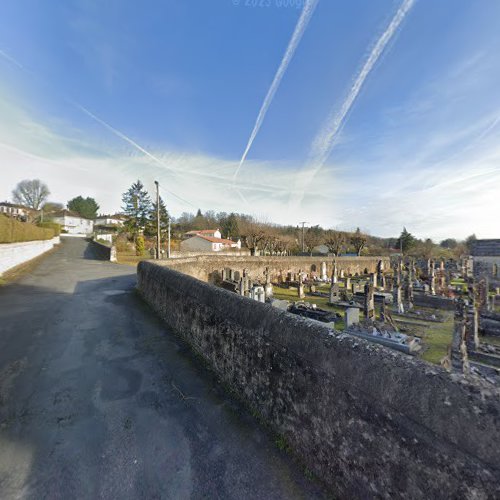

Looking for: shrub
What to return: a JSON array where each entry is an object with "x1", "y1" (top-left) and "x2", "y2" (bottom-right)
[
  {"x1": 135, "y1": 235, "x2": 145, "y2": 256},
  {"x1": 37, "y1": 221, "x2": 61, "y2": 236},
  {"x1": 0, "y1": 214, "x2": 55, "y2": 243}
]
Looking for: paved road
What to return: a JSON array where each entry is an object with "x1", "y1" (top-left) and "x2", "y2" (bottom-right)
[{"x1": 0, "y1": 237, "x2": 324, "y2": 499}]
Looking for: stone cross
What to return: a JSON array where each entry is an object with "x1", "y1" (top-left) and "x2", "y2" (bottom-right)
[{"x1": 393, "y1": 280, "x2": 404, "y2": 314}]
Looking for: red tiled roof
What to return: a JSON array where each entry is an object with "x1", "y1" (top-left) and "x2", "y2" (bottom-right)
[
  {"x1": 197, "y1": 235, "x2": 235, "y2": 245},
  {"x1": 185, "y1": 229, "x2": 219, "y2": 235}
]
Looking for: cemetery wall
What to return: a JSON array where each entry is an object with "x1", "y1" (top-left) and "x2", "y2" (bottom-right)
[
  {"x1": 0, "y1": 236, "x2": 60, "y2": 275},
  {"x1": 156, "y1": 254, "x2": 389, "y2": 283},
  {"x1": 473, "y1": 256, "x2": 500, "y2": 288},
  {"x1": 138, "y1": 260, "x2": 500, "y2": 499}
]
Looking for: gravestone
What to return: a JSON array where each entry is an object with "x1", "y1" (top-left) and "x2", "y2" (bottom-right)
[
  {"x1": 320, "y1": 262, "x2": 327, "y2": 281},
  {"x1": 345, "y1": 307, "x2": 360, "y2": 328},
  {"x1": 234, "y1": 271, "x2": 241, "y2": 282},
  {"x1": 329, "y1": 283, "x2": 340, "y2": 303},
  {"x1": 345, "y1": 277, "x2": 351, "y2": 290},
  {"x1": 393, "y1": 282, "x2": 404, "y2": 314},
  {"x1": 251, "y1": 285, "x2": 266, "y2": 303},
  {"x1": 364, "y1": 283, "x2": 375, "y2": 322},
  {"x1": 370, "y1": 273, "x2": 378, "y2": 288},
  {"x1": 332, "y1": 260, "x2": 338, "y2": 284}
]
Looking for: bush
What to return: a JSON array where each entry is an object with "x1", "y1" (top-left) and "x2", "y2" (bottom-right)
[
  {"x1": 37, "y1": 221, "x2": 61, "y2": 236},
  {"x1": 0, "y1": 214, "x2": 55, "y2": 243},
  {"x1": 135, "y1": 235, "x2": 145, "y2": 256}
]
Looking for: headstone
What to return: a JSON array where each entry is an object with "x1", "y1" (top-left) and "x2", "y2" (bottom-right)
[
  {"x1": 345, "y1": 277, "x2": 351, "y2": 290},
  {"x1": 364, "y1": 283, "x2": 375, "y2": 322},
  {"x1": 233, "y1": 270, "x2": 241, "y2": 282},
  {"x1": 393, "y1": 282, "x2": 404, "y2": 314},
  {"x1": 340, "y1": 269, "x2": 345, "y2": 279},
  {"x1": 332, "y1": 260, "x2": 338, "y2": 284},
  {"x1": 345, "y1": 307, "x2": 360, "y2": 328},
  {"x1": 320, "y1": 262, "x2": 327, "y2": 281},
  {"x1": 450, "y1": 298, "x2": 470, "y2": 373},
  {"x1": 309, "y1": 284, "x2": 316, "y2": 294},
  {"x1": 251, "y1": 285, "x2": 266, "y2": 303},
  {"x1": 329, "y1": 283, "x2": 340, "y2": 303},
  {"x1": 370, "y1": 272, "x2": 378, "y2": 288}
]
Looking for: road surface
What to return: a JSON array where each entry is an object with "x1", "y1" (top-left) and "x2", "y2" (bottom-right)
[{"x1": 0, "y1": 237, "x2": 324, "y2": 499}]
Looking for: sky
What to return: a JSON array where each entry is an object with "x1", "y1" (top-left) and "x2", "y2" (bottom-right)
[{"x1": 0, "y1": 0, "x2": 499, "y2": 241}]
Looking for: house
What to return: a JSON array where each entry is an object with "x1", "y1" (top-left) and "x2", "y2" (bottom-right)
[
  {"x1": 180, "y1": 231, "x2": 241, "y2": 253},
  {"x1": 51, "y1": 210, "x2": 94, "y2": 235},
  {"x1": 94, "y1": 214, "x2": 127, "y2": 226},
  {"x1": 471, "y1": 239, "x2": 500, "y2": 287},
  {"x1": 0, "y1": 202, "x2": 32, "y2": 221},
  {"x1": 184, "y1": 229, "x2": 222, "y2": 239}
]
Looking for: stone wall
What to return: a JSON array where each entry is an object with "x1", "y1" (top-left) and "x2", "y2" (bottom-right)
[
  {"x1": 156, "y1": 254, "x2": 389, "y2": 283},
  {"x1": 473, "y1": 256, "x2": 500, "y2": 288},
  {"x1": 0, "y1": 236, "x2": 60, "y2": 275},
  {"x1": 90, "y1": 239, "x2": 117, "y2": 262},
  {"x1": 138, "y1": 261, "x2": 500, "y2": 499}
]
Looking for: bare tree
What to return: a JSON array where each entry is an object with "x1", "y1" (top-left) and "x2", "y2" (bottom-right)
[
  {"x1": 303, "y1": 225, "x2": 324, "y2": 256},
  {"x1": 350, "y1": 227, "x2": 367, "y2": 256},
  {"x1": 325, "y1": 230, "x2": 346, "y2": 256},
  {"x1": 12, "y1": 179, "x2": 50, "y2": 210},
  {"x1": 239, "y1": 218, "x2": 266, "y2": 256}
]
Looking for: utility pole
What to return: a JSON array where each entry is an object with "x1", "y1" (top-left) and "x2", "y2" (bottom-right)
[
  {"x1": 299, "y1": 221, "x2": 308, "y2": 254},
  {"x1": 167, "y1": 219, "x2": 171, "y2": 258},
  {"x1": 154, "y1": 181, "x2": 161, "y2": 259}
]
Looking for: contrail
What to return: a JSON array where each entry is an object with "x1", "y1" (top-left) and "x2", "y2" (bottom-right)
[
  {"x1": 233, "y1": 0, "x2": 319, "y2": 180},
  {"x1": 293, "y1": 0, "x2": 415, "y2": 206},
  {"x1": 75, "y1": 103, "x2": 196, "y2": 208},
  {"x1": 0, "y1": 49, "x2": 24, "y2": 70}
]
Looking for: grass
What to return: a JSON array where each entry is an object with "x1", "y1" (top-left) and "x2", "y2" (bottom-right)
[
  {"x1": 116, "y1": 249, "x2": 150, "y2": 267},
  {"x1": 274, "y1": 284, "x2": 455, "y2": 364}
]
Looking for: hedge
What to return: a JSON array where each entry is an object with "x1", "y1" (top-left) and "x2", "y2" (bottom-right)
[
  {"x1": 37, "y1": 221, "x2": 61, "y2": 236},
  {"x1": 0, "y1": 215, "x2": 55, "y2": 243}
]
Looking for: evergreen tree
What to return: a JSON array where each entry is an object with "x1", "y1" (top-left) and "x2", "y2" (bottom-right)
[
  {"x1": 221, "y1": 212, "x2": 239, "y2": 239},
  {"x1": 396, "y1": 227, "x2": 416, "y2": 254},
  {"x1": 121, "y1": 180, "x2": 152, "y2": 237},
  {"x1": 67, "y1": 196, "x2": 100, "y2": 219},
  {"x1": 145, "y1": 196, "x2": 170, "y2": 238}
]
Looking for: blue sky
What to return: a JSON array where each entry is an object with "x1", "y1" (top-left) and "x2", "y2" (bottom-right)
[{"x1": 1, "y1": 0, "x2": 499, "y2": 240}]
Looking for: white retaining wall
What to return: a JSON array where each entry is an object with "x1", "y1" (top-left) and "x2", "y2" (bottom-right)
[{"x1": 0, "y1": 236, "x2": 60, "y2": 275}]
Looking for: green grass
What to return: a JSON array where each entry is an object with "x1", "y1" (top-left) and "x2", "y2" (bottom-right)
[
  {"x1": 272, "y1": 286, "x2": 346, "y2": 329},
  {"x1": 274, "y1": 284, "x2": 455, "y2": 364},
  {"x1": 419, "y1": 313, "x2": 454, "y2": 364},
  {"x1": 483, "y1": 335, "x2": 500, "y2": 347}
]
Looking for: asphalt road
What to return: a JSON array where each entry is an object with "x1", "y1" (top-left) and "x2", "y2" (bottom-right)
[{"x1": 0, "y1": 237, "x2": 324, "y2": 500}]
